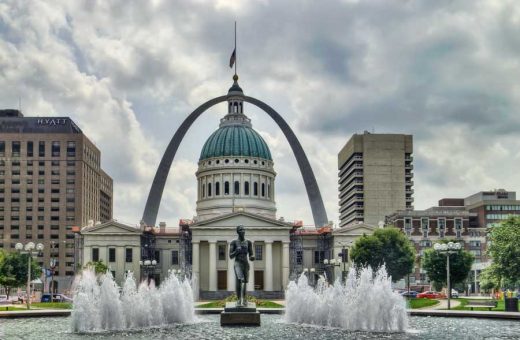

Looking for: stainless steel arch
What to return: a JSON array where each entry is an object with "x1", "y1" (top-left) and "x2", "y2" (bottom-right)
[{"x1": 142, "y1": 94, "x2": 329, "y2": 227}]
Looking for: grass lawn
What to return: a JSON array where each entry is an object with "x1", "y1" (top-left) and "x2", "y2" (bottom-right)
[
  {"x1": 0, "y1": 306, "x2": 27, "y2": 311},
  {"x1": 198, "y1": 300, "x2": 283, "y2": 308},
  {"x1": 30, "y1": 302, "x2": 72, "y2": 309},
  {"x1": 452, "y1": 298, "x2": 518, "y2": 312},
  {"x1": 407, "y1": 298, "x2": 439, "y2": 309}
]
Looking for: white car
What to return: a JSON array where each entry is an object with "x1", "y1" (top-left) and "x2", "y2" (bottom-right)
[
  {"x1": 0, "y1": 295, "x2": 7, "y2": 302},
  {"x1": 451, "y1": 289, "x2": 459, "y2": 298}
]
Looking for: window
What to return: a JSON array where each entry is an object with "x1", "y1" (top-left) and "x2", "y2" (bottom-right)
[
  {"x1": 469, "y1": 241, "x2": 481, "y2": 247},
  {"x1": 215, "y1": 182, "x2": 220, "y2": 196},
  {"x1": 171, "y1": 250, "x2": 179, "y2": 265},
  {"x1": 314, "y1": 250, "x2": 325, "y2": 264},
  {"x1": 109, "y1": 248, "x2": 116, "y2": 262},
  {"x1": 296, "y1": 250, "x2": 303, "y2": 265},
  {"x1": 52, "y1": 141, "x2": 60, "y2": 157},
  {"x1": 255, "y1": 244, "x2": 263, "y2": 261},
  {"x1": 421, "y1": 217, "x2": 429, "y2": 238},
  {"x1": 39, "y1": 141, "x2": 45, "y2": 157},
  {"x1": 27, "y1": 141, "x2": 33, "y2": 157},
  {"x1": 261, "y1": 183, "x2": 265, "y2": 197},
  {"x1": 224, "y1": 181, "x2": 230, "y2": 195},
  {"x1": 125, "y1": 248, "x2": 133, "y2": 263},
  {"x1": 244, "y1": 181, "x2": 250, "y2": 195},
  {"x1": 253, "y1": 182, "x2": 258, "y2": 196},
  {"x1": 92, "y1": 248, "x2": 99, "y2": 262},
  {"x1": 234, "y1": 181, "x2": 240, "y2": 195},
  {"x1": 455, "y1": 218, "x2": 462, "y2": 238},
  {"x1": 218, "y1": 245, "x2": 226, "y2": 261},
  {"x1": 438, "y1": 218, "x2": 446, "y2": 238},
  {"x1": 208, "y1": 183, "x2": 212, "y2": 197},
  {"x1": 67, "y1": 141, "x2": 76, "y2": 157},
  {"x1": 11, "y1": 141, "x2": 20, "y2": 157},
  {"x1": 0, "y1": 141, "x2": 4, "y2": 157},
  {"x1": 154, "y1": 250, "x2": 161, "y2": 263}
]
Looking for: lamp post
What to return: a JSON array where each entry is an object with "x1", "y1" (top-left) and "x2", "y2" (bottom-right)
[
  {"x1": 337, "y1": 241, "x2": 352, "y2": 283},
  {"x1": 302, "y1": 267, "x2": 316, "y2": 286},
  {"x1": 323, "y1": 258, "x2": 341, "y2": 283},
  {"x1": 15, "y1": 242, "x2": 44, "y2": 310},
  {"x1": 139, "y1": 259, "x2": 157, "y2": 284},
  {"x1": 433, "y1": 241, "x2": 461, "y2": 310}
]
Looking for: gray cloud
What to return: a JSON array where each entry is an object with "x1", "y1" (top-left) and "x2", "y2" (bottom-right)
[{"x1": 1, "y1": 0, "x2": 519, "y2": 227}]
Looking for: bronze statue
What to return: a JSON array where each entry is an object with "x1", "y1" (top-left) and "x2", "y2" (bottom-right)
[{"x1": 229, "y1": 225, "x2": 255, "y2": 307}]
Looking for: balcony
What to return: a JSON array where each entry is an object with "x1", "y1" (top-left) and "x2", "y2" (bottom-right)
[{"x1": 339, "y1": 179, "x2": 364, "y2": 195}]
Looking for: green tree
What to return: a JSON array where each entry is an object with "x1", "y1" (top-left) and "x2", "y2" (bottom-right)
[
  {"x1": 0, "y1": 252, "x2": 41, "y2": 297},
  {"x1": 479, "y1": 265, "x2": 500, "y2": 293},
  {"x1": 422, "y1": 241, "x2": 474, "y2": 294},
  {"x1": 487, "y1": 216, "x2": 520, "y2": 287},
  {"x1": 84, "y1": 260, "x2": 108, "y2": 274},
  {"x1": 350, "y1": 227, "x2": 416, "y2": 282}
]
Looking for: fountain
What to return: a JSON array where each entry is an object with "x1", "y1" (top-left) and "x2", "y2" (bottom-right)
[
  {"x1": 285, "y1": 266, "x2": 408, "y2": 332},
  {"x1": 71, "y1": 268, "x2": 194, "y2": 333}
]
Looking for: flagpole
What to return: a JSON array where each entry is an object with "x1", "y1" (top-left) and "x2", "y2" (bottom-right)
[{"x1": 234, "y1": 21, "x2": 237, "y2": 76}]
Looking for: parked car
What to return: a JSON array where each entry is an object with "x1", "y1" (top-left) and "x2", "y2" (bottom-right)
[
  {"x1": 400, "y1": 290, "x2": 418, "y2": 298},
  {"x1": 0, "y1": 295, "x2": 8, "y2": 304},
  {"x1": 451, "y1": 289, "x2": 459, "y2": 298},
  {"x1": 417, "y1": 291, "x2": 446, "y2": 299},
  {"x1": 41, "y1": 293, "x2": 73, "y2": 303}
]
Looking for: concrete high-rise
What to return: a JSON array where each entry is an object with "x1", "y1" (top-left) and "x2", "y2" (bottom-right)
[
  {"x1": 338, "y1": 132, "x2": 413, "y2": 228},
  {"x1": 0, "y1": 109, "x2": 112, "y2": 292}
]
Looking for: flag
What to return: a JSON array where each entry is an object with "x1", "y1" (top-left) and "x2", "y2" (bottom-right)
[{"x1": 229, "y1": 48, "x2": 236, "y2": 68}]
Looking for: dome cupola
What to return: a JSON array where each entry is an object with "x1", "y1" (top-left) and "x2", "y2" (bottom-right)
[{"x1": 195, "y1": 78, "x2": 276, "y2": 221}]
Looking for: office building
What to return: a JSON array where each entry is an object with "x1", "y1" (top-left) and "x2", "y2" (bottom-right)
[
  {"x1": 0, "y1": 109, "x2": 113, "y2": 292},
  {"x1": 338, "y1": 132, "x2": 413, "y2": 228}
]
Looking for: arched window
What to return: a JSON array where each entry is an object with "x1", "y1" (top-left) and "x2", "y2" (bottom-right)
[
  {"x1": 216, "y1": 182, "x2": 220, "y2": 196},
  {"x1": 261, "y1": 183, "x2": 265, "y2": 197},
  {"x1": 208, "y1": 183, "x2": 212, "y2": 197},
  {"x1": 202, "y1": 184, "x2": 205, "y2": 198},
  {"x1": 234, "y1": 181, "x2": 240, "y2": 195},
  {"x1": 239, "y1": 102, "x2": 243, "y2": 113},
  {"x1": 224, "y1": 181, "x2": 230, "y2": 195},
  {"x1": 234, "y1": 102, "x2": 238, "y2": 113},
  {"x1": 253, "y1": 182, "x2": 258, "y2": 196},
  {"x1": 228, "y1": 102, "x2": 232, "y2": 112},
  {"x1": 244, "y1": 181, "x2": 250, "y2": 195}
]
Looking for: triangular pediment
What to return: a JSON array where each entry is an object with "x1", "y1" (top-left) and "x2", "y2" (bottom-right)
[
  {"x1": 192, "y1": 212, "x2": 293, "y2": 230},
  {"x1": 81, "y1": 220, "x2": 142, "y2": 235},
  {"x1": 333, "y1": 223, "x2": 376, "y2": 236}
]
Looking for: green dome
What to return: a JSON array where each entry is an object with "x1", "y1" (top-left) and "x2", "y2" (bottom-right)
[{"x1": 200, "y1": 125, "x2": 272, "y2": 161}]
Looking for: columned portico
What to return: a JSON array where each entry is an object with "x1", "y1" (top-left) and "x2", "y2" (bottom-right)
[
  {"x1": 208, "y1": 241, "x2": 217, "y2": 291},
  {"x1": 282, "y1": 241, "x2": 290, "y2": 288},
  {"x1": 227, "y1": 240, "x2": 235, "y2": 291},
  {"x1": 264, "y1": 241, "x2": 273, "y2": 291}
]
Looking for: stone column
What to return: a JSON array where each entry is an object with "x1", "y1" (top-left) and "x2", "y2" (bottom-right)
[
  {"x1": 192, "y1": 241, "x2": 200, "y2": 300},
  {"x1": 265, "y1": 241, "x2": 273, "y2": 291},
  {"x1": 227, "y1": 241, "x2": 235, "y2": 291},
  {"x1": 247, "y1": 251, "x2": 255, "y2": 292},
  {"x1": 209, "y1": 241, "x2": 217, "y2": 291},
  {"x1": 282, "y1": 241, "x2": 290, "y2": 289}
]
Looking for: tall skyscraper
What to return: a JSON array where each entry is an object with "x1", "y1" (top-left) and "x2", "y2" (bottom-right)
[
  {"x1": 0, "y1": 109, "x2": 112, "y2": 292},
  {"x1": 338, "y1": 132, "x2": 413, "y2": 228}
]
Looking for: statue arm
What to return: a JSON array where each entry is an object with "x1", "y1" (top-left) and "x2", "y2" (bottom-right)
[
  {"x1": 229, "y1": 240, "x2": 238, "y2": 259},
  {"x1": 248, "y1": 240, "x2": 255, "y2": 261}
]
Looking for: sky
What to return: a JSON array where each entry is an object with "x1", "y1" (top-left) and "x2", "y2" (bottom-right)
[{"x1": 1, "y1": 0, "x2": 520, "y2": 228}]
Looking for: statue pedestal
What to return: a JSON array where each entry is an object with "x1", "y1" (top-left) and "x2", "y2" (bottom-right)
[{"x1": 220, "y1": 302, "x2": 261, "y2": 326}]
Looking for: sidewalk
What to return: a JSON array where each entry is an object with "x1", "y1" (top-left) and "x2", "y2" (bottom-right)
[{"x1": 423, "y1": 299, "x2": 461, "y2": 310}]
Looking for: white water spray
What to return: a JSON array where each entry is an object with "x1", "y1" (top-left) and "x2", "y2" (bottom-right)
[
  {"x1": 71, "y1": 269, "x2": 194, "y2": 333},
  {"x1": 285, "y1": 266, "x2": 408, "y2": 332}
]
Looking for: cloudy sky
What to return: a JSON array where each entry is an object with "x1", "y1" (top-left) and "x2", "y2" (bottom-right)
[{"x1": 1, "y1": 0, "x2": 520, "y2": 228}]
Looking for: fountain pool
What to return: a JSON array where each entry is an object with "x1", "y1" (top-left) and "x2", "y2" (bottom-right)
[{"x1": 2, "y1": 315, "x2": 519, "y2": 340}]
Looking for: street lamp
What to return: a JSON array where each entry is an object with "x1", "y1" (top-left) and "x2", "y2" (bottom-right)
[
  {"x1": 302, "y1": 267, "x2": 316, "y2": 286},
  {"x1": 139, "y1": 259, "x2": 157, "y2": 284},
  {"x1": 433, "y1": 241, "x2": 461, "y2": 310},
  {"x1": 15, "y1": 242, "x2": 44, "y2": 310},
  {"x1": 323, "y1": 258, "x2": 341, "y2": 283}
]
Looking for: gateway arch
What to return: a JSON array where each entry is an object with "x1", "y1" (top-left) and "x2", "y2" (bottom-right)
[{"x1": 142, "y1": 94, "x2": 329, "y2": 228}]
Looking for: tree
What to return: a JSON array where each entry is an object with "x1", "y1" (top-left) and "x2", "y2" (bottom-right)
[
  {"x1": 84, "y1": 260, "x2": 108, "y2": 274},
  {"x1": 487, "y1": 216, "x2": 520, "y2": 287},
  {"x1": 422, "y1": 241, "x2": 474, "y2": 293},
  {"x1": 0, "y1": 252, "x2": 41, "y2": 297},
  {"x1": 350, "y1": 227, "x2": 416, "y2": 282}
]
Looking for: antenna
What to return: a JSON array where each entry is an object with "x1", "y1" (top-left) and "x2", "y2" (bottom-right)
[{"x1": 234, "y1": 21, "x2": 237, "y2": 76}]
